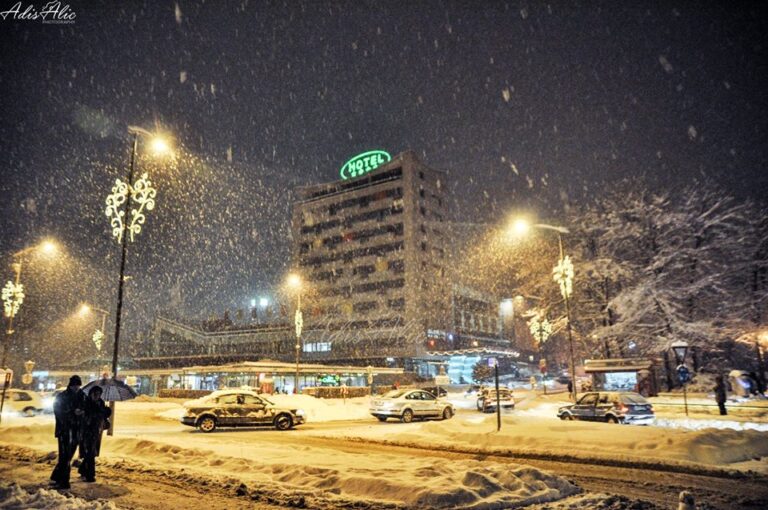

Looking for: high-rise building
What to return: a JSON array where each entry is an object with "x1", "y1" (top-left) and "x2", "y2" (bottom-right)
[{"x1": 291, "y1": 151, "x2": 452, "y2": 366}]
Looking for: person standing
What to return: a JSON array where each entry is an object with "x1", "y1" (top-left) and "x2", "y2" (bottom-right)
[
  {"x1": 50, "y1": 375, "x2": 84, "y2": 489},
  {"x1": 714, "y1": 375, "x2": 728, "y2": 416},
  {"x1": 78, "y1": 386, "x2": 112, "y2": 483}
]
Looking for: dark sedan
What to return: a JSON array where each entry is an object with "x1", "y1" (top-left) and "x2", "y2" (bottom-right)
[{"x1": 557, "y1": 391, "x2": 654, "y2": 425}]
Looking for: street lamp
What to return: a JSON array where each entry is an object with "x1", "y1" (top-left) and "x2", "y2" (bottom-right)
[
  {"x1": 286, "y1": 274, "x2": 303, "y2": 394},
  {"x1": 1, "y1": 239, "x2": 60, "y2": 424},
  {"x1": 103, "y1": 126, "x2": 171, "y2": 435},
  {"x1": 79, "y1": 304, "x2": 109, "y2": 352},
  {"x1": 509, "y1": 218, "x2": 577, "y2": 401},
  {"x1": 670, "y1": 340, "x2": 690, "y2": 416}
]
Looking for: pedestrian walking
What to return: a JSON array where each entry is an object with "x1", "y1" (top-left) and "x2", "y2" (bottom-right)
[
  {"x1": 77, "y1": 386, "x2": 112, "y2": 483},
  {"x1": 50, "y1": 375, "x2": 85, "y2": 490},
  {"x1": 714, "y1": 375, "x2": 727, "y2": 416}
]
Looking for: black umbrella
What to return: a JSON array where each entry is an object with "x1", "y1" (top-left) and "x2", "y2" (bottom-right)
[{"x1": 82, "y1": 378, "x2": 137, "y2": 402}]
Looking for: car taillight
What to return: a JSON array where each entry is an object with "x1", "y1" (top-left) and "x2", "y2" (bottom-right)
[
  {"x1": 648, "y1": 405, "x2": 654, "y2": 413},
  {"x1": 618, "y1": 404, "x2": 629, "y2": 413}
]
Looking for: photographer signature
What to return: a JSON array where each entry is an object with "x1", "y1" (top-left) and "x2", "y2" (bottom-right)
[{"x1": 0, "y1": 2, "x2": 76, "y2": 23}]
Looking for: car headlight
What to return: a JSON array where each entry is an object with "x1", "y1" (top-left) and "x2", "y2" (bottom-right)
[
  {"x1": 294, "y1": 409, "x2": 305, "y2": 417},
  {"x1": 43, "y1": 398, "x2": 54, "y2": 410}
]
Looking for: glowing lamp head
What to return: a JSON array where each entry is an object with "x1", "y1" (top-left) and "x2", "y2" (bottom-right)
[
  {"x1": 287, "y1": 274, "x2": 302, "y2": 289},
  {"x1": 40, "y1": 240, "x2": 58, "y2": 255},
  {"x1": 259, "y1": 297, "x2": 269, "y2": 308},
  {"x1": 78, "y1": 304, "x2": 91, "y2": 317},
  {"x1": 510, "y1": 218, "x2": 531, "y2": 237},
  {"x1": 149, "y1": 137, "x2": 171, "y2": 156}
]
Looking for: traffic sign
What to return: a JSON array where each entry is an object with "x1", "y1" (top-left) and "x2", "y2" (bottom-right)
[
  {"x1": 434, "y1": 375, "x2": 450, "y2": 385},
  {"x1": 676, "y1": 364, "x2": 690, "y2": 384},
  {"x1": 487, "y1": 357, "x2": 497, "y2": 367}
]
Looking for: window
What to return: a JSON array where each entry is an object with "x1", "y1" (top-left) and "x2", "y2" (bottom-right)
[
  {"x1": 219, "y1": 394, "x2": 239, "y2": 405},
  {"x1": 243, "y1": 395, "x2": 263, "y2": 405},
  {"x1": 419, "y1": 187, "x2": 425, "y2": 198},
  {"x1": 421, "y1": 242, "x2": 427, "y2": 251},
  {"x1": 419, "y1": 171, "x2": 424, "y2": 179},
  {"x1": 420, "y1": 206, "x2": 426, "y2": 216},
  {"x1": 420, "y1": 224, "x2": 426, "y2": 234}
]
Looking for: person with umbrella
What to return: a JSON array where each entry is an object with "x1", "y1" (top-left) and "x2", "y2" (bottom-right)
[
  {"x1": 77, "y1": 385, "x2": 112, "y2": 482},
  {"x1": 50, "y1": 375, "x2": 85, "y2": 490}
]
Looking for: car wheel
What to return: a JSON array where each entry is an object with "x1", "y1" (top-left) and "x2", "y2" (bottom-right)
[
  {"x1": 401, "y1": 409, "x2": 414, "y2": 423},
  {"x1": 22, "y1": 407, "x2": 36, "y2": 417},
  {"x1": 376, "y1": 416, "x2": 388, "y2": 422},
  {"x1": 198, "y1": 416, "x2": 216, "y2": 433},
  {"x1": 607, "y1": 415, "x2": 620, "y2": 424},
  {"x1": 442, "y1": 407, "x2": 453, "y2": 420},
  {"x1": 560, "y1": 413, "x2": 573, "y2": 421},
  {"x1": 274, "y1": 413, "x2": 293, "y2": 430}
]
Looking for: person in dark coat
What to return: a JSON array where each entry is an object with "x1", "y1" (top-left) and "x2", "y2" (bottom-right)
[
  {"x1": 50, "y1": 375, "x2": 85, "y2": 489},
  {"x1": 714, "y1": 375, "x2": 728, "y2": 416},
  {"x1": 77, "y1": 386, "x2": 111, "y2": 482}
]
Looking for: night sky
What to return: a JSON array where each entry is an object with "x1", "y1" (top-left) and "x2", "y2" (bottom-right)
[{"x1": 1, "y1": 1, "x2": 766, "y2": 353}]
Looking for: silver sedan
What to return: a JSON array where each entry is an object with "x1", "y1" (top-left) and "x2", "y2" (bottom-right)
[{"x1": 370, "y1": 389, "x2": 454, "y2": 423}]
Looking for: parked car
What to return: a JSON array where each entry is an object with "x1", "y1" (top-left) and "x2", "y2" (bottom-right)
[
  {"x1": 476, "y1": 388, "x2": 515, "y2": 412},
  {"x1": 557, "y1": 391, "x2": 654, "y2": 425},
  {"x1": 180, "y1": 389, "x2": 305, "y2": 432},
  {"x1": 421, "y1": 386, "x2": 448, "y2": 398},
  {"x1": 370, "y1": 389, "x2": 454, "y2": 423},
  {"x1": 2, "y1": 389, "x2": 44, "y2": 417}
]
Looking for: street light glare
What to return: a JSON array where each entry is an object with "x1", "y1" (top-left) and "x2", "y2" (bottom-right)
[
  {"x1": 287, "y1": 274, "x2": 302, "y2": 289},
  {"x1": 40, "y1": 240, "x2": 58, "y2": 255},
  {"x1": 511, "y1": 218, "x2": 531, "y2": 236},
  {"x1": 79, "y1": 303, "x2": 91, "y2": 317},
  {"x1": 150, "y1": 137, "x2": 171, "y2": 156},
  {"x1": 259, "y1": 297, "x2": 269, "y2": 307}
]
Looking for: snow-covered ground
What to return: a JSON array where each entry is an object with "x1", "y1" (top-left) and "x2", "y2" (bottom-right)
[{"x1": 2, "y1": 390, "x2": 767, "y2": 508}]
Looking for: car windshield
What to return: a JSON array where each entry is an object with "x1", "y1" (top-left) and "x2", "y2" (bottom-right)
[
  {"x1": 383, "y1": 389, "x2": 409, "y2": 399},
  {"x1": 620, "y1": 394, "x2": 649, "y2": 404}
]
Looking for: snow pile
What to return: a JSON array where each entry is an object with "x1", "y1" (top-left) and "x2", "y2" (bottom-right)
[
  {"x1": 655, "y1": 417, "x2": 768, "y2": 432},
  {"x1": 0, "y1": 419, "x2": 579, "y2": 508},
  {"x1": 313, "y1": 414, "x2": 768, "y2": 468},
  {"x1": 0, "y1": 482, "x2": 119, "y2": 509}
]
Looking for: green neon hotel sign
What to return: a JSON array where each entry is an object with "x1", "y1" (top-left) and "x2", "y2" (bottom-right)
[{"x1": 339, "y1": 150, "x2": 391, "y2": 180}]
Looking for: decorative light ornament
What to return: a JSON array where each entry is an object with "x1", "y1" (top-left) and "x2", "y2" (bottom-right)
[
  {"x1": 92, "y1": 329, "x2": 105, "y2": 351},
  {"x1": 552, "y1": 255, "x2": 574, "y2": 299},
  {"x1": 529, "y1": 315, "x2": 552, "y2": 345},
  {"x1": 295, "y1": 308, "x2": 303, "y2": 338},
  {"x1": 2, "y1": 281, "x2": 24, "y2": 319},
  {"x1": 105, "y1": 173, "x2": 157, "y2": 243}
]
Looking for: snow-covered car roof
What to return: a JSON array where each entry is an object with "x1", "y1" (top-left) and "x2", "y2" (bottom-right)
[{"x1": 207, "y1": 389, "x2": 260, "y2": 397}]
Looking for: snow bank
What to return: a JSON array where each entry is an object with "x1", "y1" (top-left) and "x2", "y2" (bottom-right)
[
  {"x1": 0, "y1": 420, "x2": 579, "y2": 508},
  {"x1": 312, "y1": 414, "x2": 768, "y2": 468},
  {"x1": 0, "y1": 482, "x2": 119, "y2": 509}
]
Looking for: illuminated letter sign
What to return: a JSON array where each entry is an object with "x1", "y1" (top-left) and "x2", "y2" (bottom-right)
[{"x1": 339, "y1": 150, "x2": 391, "y2": 180}]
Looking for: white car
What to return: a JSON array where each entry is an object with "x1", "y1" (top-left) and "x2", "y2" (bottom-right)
[
  {"x1": 2, "y1": 389, "x2": 44, "y2": 417},
  {"x1": 477, "y1": 388, "x2": 515, "y2": 412},
  {"x1": 370, "y1": 389, "x2": 454, "y2": 423}
]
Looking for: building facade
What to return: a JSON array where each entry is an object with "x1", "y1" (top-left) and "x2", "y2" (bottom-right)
[{"x1": 291, "y1": 151, "x2": 453, "y2": 366}]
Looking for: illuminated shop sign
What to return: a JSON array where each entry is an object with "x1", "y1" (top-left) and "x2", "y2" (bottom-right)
[{"x1": 340, "y1": 150, "x2": 391, "y2": 180}]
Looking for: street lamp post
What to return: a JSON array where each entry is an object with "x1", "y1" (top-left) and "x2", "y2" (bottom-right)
[
  {"x1": 1, "y1": 240, "x2": 58, "y2": 425},
  {"x1": 511, "y1": 219, "x2": 577, "y2": 401},
  {"x1": 287, "y1": 274, "x2": 303, "y2": 394},
  {"x1": 104, "y1": 126, "x2": 168, "y2": 435}
]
